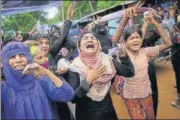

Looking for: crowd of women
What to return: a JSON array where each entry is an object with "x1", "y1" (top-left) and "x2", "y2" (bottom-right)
[{"x1": 1, "y1": 0, "x2": 180, "y2": 119}]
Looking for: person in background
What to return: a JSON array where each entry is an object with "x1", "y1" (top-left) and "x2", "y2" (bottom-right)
[
  {"x1": 140, "y1": 14, "x2": 161, "y2": 118},
  {"x1": 37, "y1": 3, "x2": 77, "y2": 120},
  {"x1": 156, "y1": 5, "x2": 164, "y2": 19},
  {"x1": 57, "y1": 28, "x2": 80, "y2": 62},
  {"x1": 49, "y1": 24, "x2": 61, "y2": 45},
  {"x1": 171, "y1": 22, "x2": 180, "y2": 109},
  {"x1": 15, "y1": 24, "x2": 36, "y2": 42},
  {"x1": 160, "y1": 0, "x2": 178, "y2": 9},
  {"x1": 91, "y1": 23, "x2": 113, "y2": 54},
  {"x1": 168, "y1": 5, "x2": 177, "y2": 20},
  {"x1": 162, "y1": 10, "x2": 175, "y2": 30},
  {"x1": 1, "y1": 42, "x2": 74, "y2": 119},
  {"x1": 24, "y1": 40, "x2": 49, "y2": 69}
]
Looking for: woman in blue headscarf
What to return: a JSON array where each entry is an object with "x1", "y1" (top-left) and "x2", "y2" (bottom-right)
[{"x1": 1, "y1": 41, "x2": 75, "y2": 119}]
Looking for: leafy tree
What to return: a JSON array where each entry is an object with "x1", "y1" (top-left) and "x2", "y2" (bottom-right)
[
  {"x1": 2, "y1": 11, "x2": 47, "y2": 32},
  {"x1": 2, "y1": 1, "x2": 124, "y2": 32}
]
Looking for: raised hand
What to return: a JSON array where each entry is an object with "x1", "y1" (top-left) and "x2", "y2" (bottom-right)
[
  {"x1": 148, "y1": 10, "x2": 158, "y2": 25},
  {"x1": 86, "y1": 65, "x2": 106, "y2": 85},
  {"x1": 125, "y1": 3, "x2": 139, "y2": 18},
  {"x1": 66, "y1": 2, "x2": 77, "y2": 20},
  {"x1": 118, "y1": 43, "x2": 127, "y2": 58}
]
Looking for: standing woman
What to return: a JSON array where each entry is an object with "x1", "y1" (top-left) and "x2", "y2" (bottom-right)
[
  {"x1": 113, "y1": 9, "x2": 172, "y2": 119},
  {"x1": 64, "y1": 31, "x2": 135, "y2": 120},
  {"x1": 171, "y1": 22, "x2": 180, "y2": 108}
]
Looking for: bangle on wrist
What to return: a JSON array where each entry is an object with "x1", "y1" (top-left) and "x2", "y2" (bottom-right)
[{"x1": 117, "y1": 25, "x2": 124, "y2": 30}]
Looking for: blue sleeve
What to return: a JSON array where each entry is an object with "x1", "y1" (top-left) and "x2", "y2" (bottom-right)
[
  {"x1": 39, "y1": 76, "x2": 75, "y2": 102},
  {"x1": 1, "y1": 81, "x2": 7, "y2": 119}
]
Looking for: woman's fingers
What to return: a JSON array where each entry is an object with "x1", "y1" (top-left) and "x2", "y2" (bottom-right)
[
  {"x1": 71, "y1": 8, "x2": 78, "y2": 16},
  {"x1": 97, "y1": 65, "x2": 106, "y2": 74},
  {"x1": 23, "y1": 63, "x2": 40, "y2": 74},
  {"x1": 23, "y1": 65, "x2": 31, "y2": 74}
]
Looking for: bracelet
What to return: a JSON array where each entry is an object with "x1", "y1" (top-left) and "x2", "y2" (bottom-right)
[{"x1": 117, "y1": 25, "x2": 124, "y2": 30}]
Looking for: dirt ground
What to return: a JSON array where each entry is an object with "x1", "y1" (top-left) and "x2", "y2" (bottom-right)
[{"x1": 111, "y1": 61, "x2": 180, "y2": 119}]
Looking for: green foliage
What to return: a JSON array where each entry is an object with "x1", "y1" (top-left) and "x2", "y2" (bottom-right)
[
  {"x1": 51, "y1": 1, "x2": 123, "y2": 21},
  {"x1": 2, "y1": 1, "x2": 123, "y2": 32},
  {"x1": 2, "y1": 11, "x2": 47, "y2": 32},
  {"x1": 96, "y1": 1, "x2": 121, "y2": 10}
]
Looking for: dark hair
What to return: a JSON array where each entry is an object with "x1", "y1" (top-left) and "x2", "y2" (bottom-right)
[
  {"x1": 91, "y1": 24, "x2": 107, "y2": 35},
  {"x1": 77, "y1": 31, "x2": 97, "y2": 48},
  {"x1": 38, "y1": 35, "x2": 51, "y2": 45},
  {"x1": 156, "y1": 5, "x2": 163, "y2": 11},
  {"x1": 123, "y1": 25, "x2": 142, "y2": 41},
  {"x1": 40, "y1": 35, "x2": 50, "y2": 40},
  {"x1": 39, "y1": 35, "x2": 51, "y2": 41}
]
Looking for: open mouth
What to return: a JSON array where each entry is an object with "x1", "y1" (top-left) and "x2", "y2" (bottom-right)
[
  {"x1": 42, "y1": 48, "x2": 48, "y2": 52},
  {"x1": 132, "y1": 43, "x2": 140, "y2": 47},
  {"x1": 86, "y1": 43, "x2": 95, "y2": 49}
]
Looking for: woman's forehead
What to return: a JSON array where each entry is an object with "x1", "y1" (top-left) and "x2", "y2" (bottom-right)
[
  {"x1": 130, "y1": 32, "x2": 140, "y2": 37},
  {"x1": 82, "y1": 33, "x2": 95, "y2": 38},
  {"x1": 39, "y1": 38, "x2": 49, "y2": 42}
]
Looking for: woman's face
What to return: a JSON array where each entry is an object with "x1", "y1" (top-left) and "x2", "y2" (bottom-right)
[
  {"x1": 8, "y1": 54, "x2": 27, "y2": 70},
  {"x1": 168, "y1": 6, "x2": 176, "y2": 17},
  {"x1": 79, "y1": 33, "x2": 99, "y2": 55},
  {"x1": 126, "y1": 32, "x2": 142, "y2": 52},
  {"x1": 157, "y1": 7, "x2": 164, "y2": 17},
  {"x1": 38, "y1": 38, "x2": 50, "y2": 55},
  {"x1": 16, "y1": 33, "x2": 23, "y2": 41}
]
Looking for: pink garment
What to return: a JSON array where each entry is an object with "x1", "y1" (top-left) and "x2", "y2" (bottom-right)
[
  {"x1": 78, "y1": 49, "x2": 115, "y2": 84},
  {"x1": 79, "y1": 50, "x2": 101, "y2": 70},
  {"x1": 40, "y1": 60, "x2": 49, "y2": 69},
  {"x1": 123, "y1": 46, "x2": 159, "y2": 99},
  {"x1": 77, "y1": 40, "x2": 116, "y2": 84},
  {"x1": 70, "y1": 39, "x2": 116, "y2": 101},
  {"x1": 70, "y1": 53, "x2": 116, "y2": 101}
]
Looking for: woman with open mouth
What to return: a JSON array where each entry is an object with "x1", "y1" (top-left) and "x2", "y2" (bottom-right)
[
  {"x1": 113, "y1": 7, "x2": 172, "y2": 119},
  {"x1": 63, "y1": 31, "x2": 135, "y2": 120}
]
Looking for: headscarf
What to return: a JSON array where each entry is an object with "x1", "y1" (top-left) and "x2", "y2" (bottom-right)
[
  {"x1": 68, "y1": 29, "x2": 80, "y2": 38},
  {"x1": 66, "y1": 29, "x2": 80, "y2": 49},
  {"x1": 2, "y1": 42, "x2": 36, "y2": 91},
  {"x1": 70, "y1": 32, "x2": 116, "y2": 101},
  {"x1": 1, "y1": 42, "x2": 59, "y2": 119}
]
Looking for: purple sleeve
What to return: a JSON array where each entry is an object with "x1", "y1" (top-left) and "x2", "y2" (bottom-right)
[{"x1": 40, "y1": 76, "x2": 75, "y2": 102}]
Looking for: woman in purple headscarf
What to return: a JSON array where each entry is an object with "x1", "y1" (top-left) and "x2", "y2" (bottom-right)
[{"x1": 1, "y1": 42, "x2": 74, "y2": 119}]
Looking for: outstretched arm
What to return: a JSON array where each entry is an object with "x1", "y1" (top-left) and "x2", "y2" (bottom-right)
[
  {"x1": 28, "y1": 24, "x2": 36, "y2": 36},
  {"x1": 149, "y1": 12, "x2": 172, "y2": 52},
  {"x1": 112, "y1": 4, "x2": 139, "y2": 43},
  {"x1": 50, "y1": 2, "x2": 76, "y2": 58}
]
